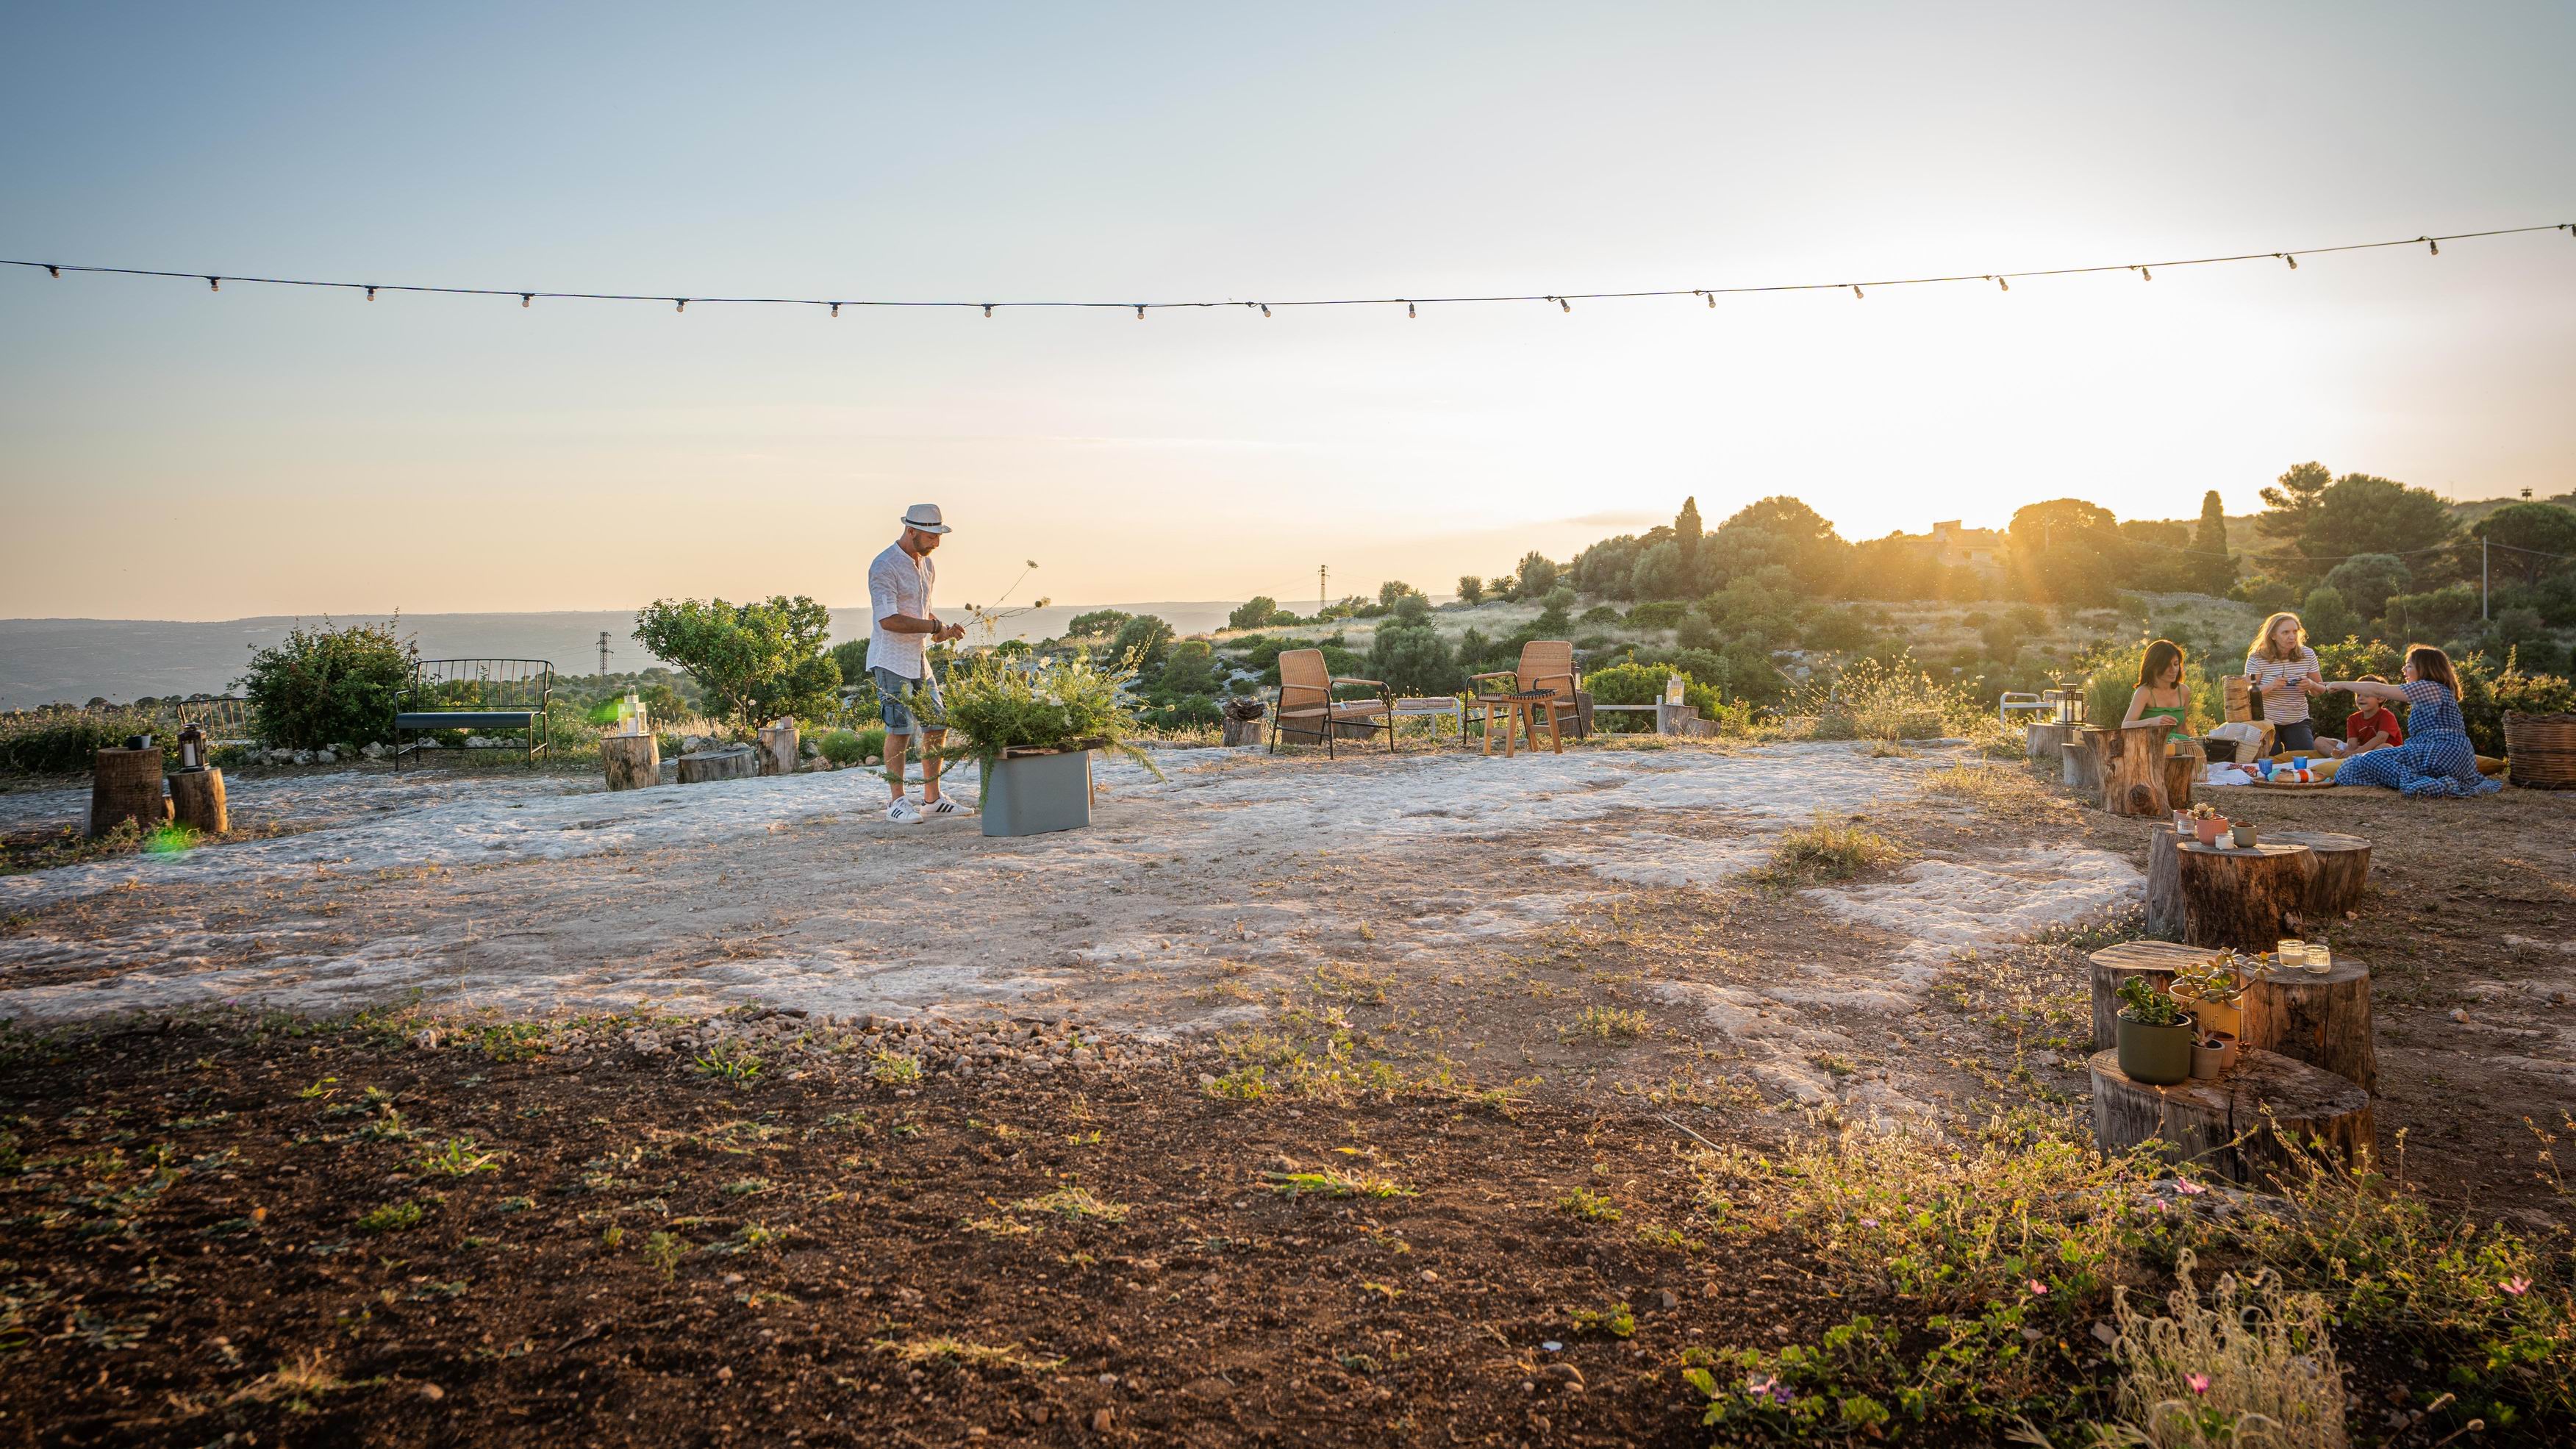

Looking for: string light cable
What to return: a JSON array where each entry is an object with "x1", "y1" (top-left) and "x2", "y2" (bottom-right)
[
  {"x1": 6, "y1": 222, "x2": 2569, "y2": 319},
  {"x1": 2057, "y1": 520, "x2": 2575, "y2": 567}
]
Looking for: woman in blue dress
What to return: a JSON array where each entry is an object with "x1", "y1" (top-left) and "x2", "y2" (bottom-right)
[{"x1": 2325, "y1": 645, "x2": 2500, "y2": 798}]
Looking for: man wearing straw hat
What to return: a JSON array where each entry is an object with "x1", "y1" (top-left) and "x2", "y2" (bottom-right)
[{"x1": 869, "y1": 504, "x2": 969, "y2": 824}]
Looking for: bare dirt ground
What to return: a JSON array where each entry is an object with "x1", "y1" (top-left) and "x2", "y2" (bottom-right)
[{"x1": 1, "y1": 740, "x2": 2572, "y2": 1445}]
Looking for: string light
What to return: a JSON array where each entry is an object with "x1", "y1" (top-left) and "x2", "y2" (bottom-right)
[{"x1": 7, "y1": 221, "x2": 2561, "y2": 322}]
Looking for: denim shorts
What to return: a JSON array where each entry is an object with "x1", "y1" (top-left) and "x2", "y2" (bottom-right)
[
  {"x1": 2268, "y1": 720, "x2": 2317, "y2": 755},
  {"x1": 873, "y1": 665, "x2": 944, "y2": 736}
]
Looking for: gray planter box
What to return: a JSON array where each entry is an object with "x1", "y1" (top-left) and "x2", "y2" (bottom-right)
[{"x1": 981, "y1": 749, "x2": 1093, "y2": 837}]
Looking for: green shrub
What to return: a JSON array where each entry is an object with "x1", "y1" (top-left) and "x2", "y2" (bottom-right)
[
  {"x1": 1626, "y1": 600, "x2": 1686, "y2": 630},
  {"x1": 1585, "y1": 660, "x2": 1722, "y2": 732},
  {"x1": 1366, "y1": 623, "x2": 1461, "y2": 698},
  {"x1": 819, "y1": 729, "x2": 871, "y2": 765},
  {"x1": 634, "y1": 596, "x2": 840, "y2": 731},
  {"x1": 235, "y1": 618, "x2": 416, "y2": 750},
  {"x1": 0, "y1": 708, "x2": 178, "y2": 774}
]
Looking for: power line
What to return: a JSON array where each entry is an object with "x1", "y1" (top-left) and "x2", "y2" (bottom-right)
[{"x1": 6, "y1": 223, "x2": 2569, "y2": 319}]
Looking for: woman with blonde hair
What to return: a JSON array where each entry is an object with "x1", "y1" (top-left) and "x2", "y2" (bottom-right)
[
  {"x1": 2244, "y1": 611, "x2": 2325, "y2": 756},
  {"x1": 2328, "y1": 645, "x2": 2500, "y2": 797}
]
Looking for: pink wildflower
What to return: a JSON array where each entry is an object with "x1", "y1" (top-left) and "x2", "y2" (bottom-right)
[
  {"x1": 2186, "y1": 1373, "x2": 2211, "y2": 1395},
  {"x1": 2503, "y1": 1277, "x2": 2530, "y2": 1296},
  {"x1": 2173, "y1": 1179, "x2": 2207, "y2": 1196},
  {"x1": 2026, "y1": 1278, "x2": 2048, "y2": 1295}
]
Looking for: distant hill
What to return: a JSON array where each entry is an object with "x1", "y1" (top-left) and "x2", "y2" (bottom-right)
[{"x1": 0, "y1": 603, "x2": 1249, "y2": 710}]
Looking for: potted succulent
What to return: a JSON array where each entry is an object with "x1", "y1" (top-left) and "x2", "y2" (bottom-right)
[
  {"x1": 937, "y1": 650, "x2": 1162, "y2": 837},
  {"x1": 2187, "y1": 801, "x2": 2229, "y2": 845},
  {"x1": 2168, "y1": 952, "x2": 2262, "y2": 1040},
  {"x1": 2115, "y1": 976, "x2": 2194, "y2": 1086}
]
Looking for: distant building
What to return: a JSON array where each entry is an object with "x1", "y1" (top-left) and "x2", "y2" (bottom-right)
[{"x1": 1895, "y1": 520, "x2": 2007, "y2": 579}]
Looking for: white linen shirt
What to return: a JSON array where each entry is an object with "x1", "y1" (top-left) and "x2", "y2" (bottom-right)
[
  {"x1": 867, "y1": 541, "x2": 937, "y2": 679},
  {"x1": 2244, "y1": 647, "x2": 2319, "y2": 725}
]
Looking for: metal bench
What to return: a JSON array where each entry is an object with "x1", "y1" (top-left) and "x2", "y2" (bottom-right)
[{"x1": 393, "y1": 659, "x2": 555, "y2": 770}]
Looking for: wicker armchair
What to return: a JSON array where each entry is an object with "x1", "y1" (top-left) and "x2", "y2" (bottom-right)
[
  {"x1": 1470, "y1": 640, "x2": 1581, "y2": 740},
  {"x1": 1269, "y1": 648, "x2": 1397, "y2": 756}
]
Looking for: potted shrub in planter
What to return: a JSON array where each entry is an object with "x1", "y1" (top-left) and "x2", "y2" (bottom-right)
[
  {"x1": 2114, "y1": 976, "x2": 2194, "y2": 1086},
  {"x1": 2187, "y1": 801, "x2": 2228, "y2": 845},
  {"x1": 938, "y1": 651, "x2": 1161, "y2": 838}
]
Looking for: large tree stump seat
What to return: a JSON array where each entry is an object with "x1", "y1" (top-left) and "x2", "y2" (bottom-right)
[
  {"x1": 2086, "y1": 723, "x2": 2174, "y2": 817},
  {"x1": 601, "y1": 734, "x2": 661, "y2": 792},
  {"x1": 2089, "y1": 1047, "x2": 2374, "y2": 1188},
  {"x1": 2087, "y1": 940, "x2": 2222, "y2": 1052},
  {"x1": 2178, "y1": 840, "x2": 2316, "y2": 950},
  {"x1": 90, "y1": 747, "x2": 168, "y2": 837},
  {"x1": 2269, "y1": 830, "x2": 2372, "y2": 918},
  {"x1": 676, "y1": 745, "x2": 758, "y2": 784},
  {"x1": 2242, "y1": 959, "x2": 2375, "y2": 1092}
]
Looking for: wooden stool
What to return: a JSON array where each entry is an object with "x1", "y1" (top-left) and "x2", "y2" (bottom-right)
[
  {"x1": 2269, "y1": 831, "x2": 2372, "y2": 917},
  {"x1": 602, "y1": 733, "x2": 660, "y2": 791},
  {"x1": 2242, "y1": 959, "x2": 2375, "y2": 1092},
  {"x1": 170, "y1": 768, "x2": 228, "y2": 834},
  {"x1": 2178, "y1": 840, "x2": 2315, "y2": 950},
  {"x1": 2086, "y1": 940, "x2": 2221, "y2": 1052},
  {"x1": 90, "y1": 747, "x2": 168, "y2": 837},
  {"x1": 676, "y1": 745, "x2": 758, "y2": 784},
  {"x1": 2089, "y1": 1047, "x2": 2373, "y2": 1187},
  {"x1": 2085, "y1": 723, "x2": 2174, "y2": 817}
]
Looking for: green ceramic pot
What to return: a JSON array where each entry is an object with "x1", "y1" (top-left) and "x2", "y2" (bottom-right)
[{"x1": 2117, "y1": 1013, "x2": 2195, "y2": 1086}]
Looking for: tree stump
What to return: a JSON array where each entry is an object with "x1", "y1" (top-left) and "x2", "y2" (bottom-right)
[
  {"x1": 2089, "y1": 1047, "x2": 2374, "y2": 1187},
  {"x1": 756, "y1": 723, "x2": 799, "y2": 777},
  {"x1": 602, "y1": 734, "x2": 661, "y2": 792},
  {"x1": 1221, "y1": 715, "x2": 1266, "y2": 746},
  {"x1": 2144, "y1": 825, "x2": 2187, "y2": 939},
  {"x1": 2269, "y1": 831, "x2": 2372, "y2": 918},
  {"x1": 2087, "y1": 940, "x2": 2220, "y2": 1051},
  {"x1": 677, "y1": 745, "x2": 758, "y2": 784},
  {"x1": 2062, "y1": 735, "x2": 2103, "y2": 793},
  {"x1": 2161, "y1": 751, "x2": 2194, "y2": 812},
  {"x1": 89, "y1": 747, "x2": 168, "y2": 837},
  {"x1": 168, "y1": 768, "x2": 228, "y2": 834},
  {"x1": 2025, "y1": 721, "x2": 2077, "y2": 761},
  {"x1": 2178, "y1": 840, "x2": 2316, "y2": 951},
  {"x1": 2089, "y1": 724, "x2": 2172, "y2": 817},
  {"x1": 2242, "y1": 959, "x2": 2375, "y2": 1092}
]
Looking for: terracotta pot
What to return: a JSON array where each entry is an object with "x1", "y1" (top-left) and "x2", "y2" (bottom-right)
[{"x1": 2193, "y1": 817, "x2": 2228, "y2": 845}]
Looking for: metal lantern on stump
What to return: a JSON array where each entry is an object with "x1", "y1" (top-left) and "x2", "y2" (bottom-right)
[{"x1": 178, "y1": 720, "x2": 207, "y2": 771}]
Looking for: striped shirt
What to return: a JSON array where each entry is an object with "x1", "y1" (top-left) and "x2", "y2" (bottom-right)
[{"x1": 2244, "y1": 647, "x2": 2320, "y2": 725}]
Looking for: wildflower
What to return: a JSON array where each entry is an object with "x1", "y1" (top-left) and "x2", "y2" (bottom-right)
[
  {"x1": 2173, "y1": 1179, "x2": 2207, "y2": 1196},
  {"x1": 1858, "y1": 1217, "x2": 1879, "y2": 1228},
  {"x1": 2503, "y1": 1277, "x2": 2530, "y2": 1296},
  {"x1": 2026, "y1": 1278, "x2": 2048, "y2": 1295},
  {"x1": 1744, "y1": 1374, "x2": 1777, "y2": 1399},
  {"x1": 2186, "y1": 1373, "x2": 2211, "y2": 1395}
]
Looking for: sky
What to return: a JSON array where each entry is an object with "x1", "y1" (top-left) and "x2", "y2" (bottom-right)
[{"x1": 1, "y1": 1, "x2": 2571, "y2": 620}]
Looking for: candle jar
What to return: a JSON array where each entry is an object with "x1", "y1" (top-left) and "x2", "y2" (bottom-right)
[
  {"x1": 2276, "y1": 938, "x2": 2307, "y2": 968},
  {"x1": 2305, "y1": 937, "x2": 2332, "y2": 973}
]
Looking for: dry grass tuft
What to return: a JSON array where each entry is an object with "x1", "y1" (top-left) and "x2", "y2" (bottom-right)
[
  {"x1": 1920, "y1": 762, "x2": 2075, "y2": 824},
  {"x1": 2105, "y1": 1251, "x2": 2347, "y2": 1448},
  {"x1": 1756, "y1": 812, "x2": 1903, "y2": 884}
]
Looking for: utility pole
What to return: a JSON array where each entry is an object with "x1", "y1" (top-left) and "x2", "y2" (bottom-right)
[
  {"x1": 598, "y1": 631, "x2": 611, "y2": 677},
  {"x1": 2481, "y1": 537, "x2": 2489, "y2": 622},
  {"x1": 1318, "y1": 565, "x2": 1328, "y2": 614}
]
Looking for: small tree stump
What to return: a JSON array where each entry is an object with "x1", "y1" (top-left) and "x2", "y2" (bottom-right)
[
  {"x1": 2178, "y1": 840, "x2": 2316, "y2": 951},
  {"x1": 2062, "y1": 735, "x2": 2103, "y2": 793},
  {"x1": 168, "y1": 768, "x2": 228, "y2": 834},
  {"x1": 2025, "y1": 720, "x2": 2077, "y2": 760},
  {"x1": 2161, "y1": 752, "x2": 2194, "y2": 812},
  {"x1": 756, "y1": 723, "x2": 799, "y2": 777},
  {"x1": 602, "y1": 734, "x2": 660, "y2": 792},
  {"x1": 2144, "y1": 825, "x2": 2187, "y2": 939},
  {"x1": 89, "y1": 747, "x2": 168, "y2": 837},
  {"x1": 2242, "y1": 959, "x2": 2375, "y2": 1092},
  {"x1": 2089, "y1": 724, "x2": 2172, "y2": 817},
  {"x1": 2089, "y1": 1047, "x2": 2373, "y2": 1187},
  {"x1": 2087, "y1": 940, "x2": 2219, "y2": 1051},
  {"x1": 677, "y1": 745, "x2": 758, "y2": 784},
  {"x1": 2269, "y1": 831, "x2": 2372, "y2": 917}
]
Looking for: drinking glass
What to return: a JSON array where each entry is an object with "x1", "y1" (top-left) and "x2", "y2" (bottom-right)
[
  {"x1": 2305, "y1": 937, "x2": 2332, "y2": 973},
  {"x1": 2275, "y1": 938, "x2": 2306, "y2": 968}
]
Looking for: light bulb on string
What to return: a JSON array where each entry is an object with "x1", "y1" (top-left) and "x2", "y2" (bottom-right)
[
  {"x1": 365, "y1": 285, "x2": 377, "y2": 301},
  {"x1": 1850, "y1": 285, "x2": 1862, "y2": 299},
  {"x1": 675, "y1": 298, "x2": 687, "y2": 313},
  {"x1": 1260, "y1": 303, "x2": 1270, "y2": 318},
  {"x1": 982, "y1": 304, "x2": 993, "y2": 318},
  {"x1": 45, "y1": 265, "x2": 60, "y2": 278},
  {"x1": 2136, "y1": 266, "x2": 2152, "y2": 281},
  {"x1": 1406, "y1": 301, "x2": 1415, "y2": 318},
  {"x1": 829, "y1": 303, "x2": 840, "y2": 318},
  {"x1": 1134, "y1": 304, "x2": 1145, "y2": 320},
  {"x1": 1992, "y1": 276, "x2": 2008, "y2": 292},
  {"x1": 1702, "y1": 290, "x2": 1713, "y2": 308},
  {"x1": 520, "y1": 293, "x2": 532, "y2": 308},
  {"x1": 2425, "y1": 237, "x2": 2439, "y2": 256},
  {"x1": 1551, "y1": 296, "x2": 1569, "y2": 312},
  {"x1": 207, "y1": 276, "x2": 220, "y2": 293},
  {"x1": 2280, "y1": 254, "x2": 2297, "y2": 269}
]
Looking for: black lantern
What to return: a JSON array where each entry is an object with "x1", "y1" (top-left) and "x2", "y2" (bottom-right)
[{"x1": 179, "y1": 721, "x2": 206, "y2": 771}]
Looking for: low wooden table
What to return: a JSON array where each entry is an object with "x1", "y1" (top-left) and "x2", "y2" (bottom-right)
[
  {"x1": 1473, "y1": 690, "x2": 1561, "y2": 757},
  {"x1": 2176, "y1": 840, "x2": 2315, "y2": 950},
  {"x1": 2089, "y1": 1047, "x2": 2372, "y2": 1187}
]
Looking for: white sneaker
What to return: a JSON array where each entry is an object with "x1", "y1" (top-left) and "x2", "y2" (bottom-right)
[
  {"x1": 919, "y1": 795, "x2": 969, "y2": 816},
  {"x1": 886, "y1": 798, "x2": 923, "y2": 824}
]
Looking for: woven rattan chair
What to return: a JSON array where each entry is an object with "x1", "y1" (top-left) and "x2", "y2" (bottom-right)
[
  {"x1": 1269, "y1": 648, "x2": 1396, "y2": 757},
  {"x1": 1471, "y1": 640, "x2": 1581, "y2": 741}
]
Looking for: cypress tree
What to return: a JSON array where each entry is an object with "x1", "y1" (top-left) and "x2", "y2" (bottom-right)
[{"x1": 2192, "y1": 490, "x2": 2235, "y2": 594}]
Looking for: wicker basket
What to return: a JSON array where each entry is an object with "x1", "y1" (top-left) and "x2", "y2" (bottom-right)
[{"x1": 2504, "y1": 711, "x2": 2576, "y2": 790}]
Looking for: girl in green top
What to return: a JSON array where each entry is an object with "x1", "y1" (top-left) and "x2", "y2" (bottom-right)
[{"x1": 2121, "y1": 638, "x2": 2192, "y2": 741}]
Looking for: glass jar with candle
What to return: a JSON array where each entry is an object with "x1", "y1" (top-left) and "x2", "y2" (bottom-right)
[
  {"x1": 2305, "y1": 937, "x2": 2332, "y2": 973},
  {"x1": 2275, "y1": 938, "x2": 2307, "y2": 969}
]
